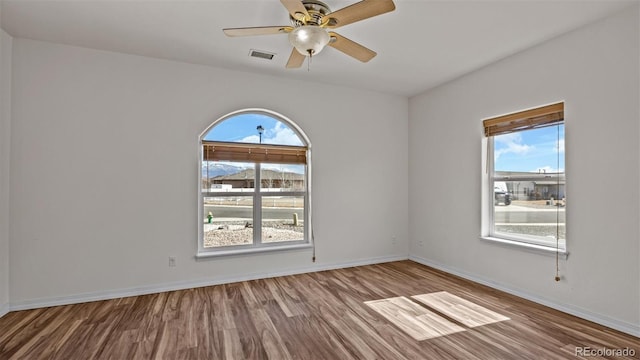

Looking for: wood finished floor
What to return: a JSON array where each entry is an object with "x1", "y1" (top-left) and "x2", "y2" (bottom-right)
[{"x1": 0, "y1": 261, "x2": 638, "y2": 359}]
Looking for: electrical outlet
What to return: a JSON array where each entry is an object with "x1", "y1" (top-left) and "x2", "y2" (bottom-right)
[
  {"x1": 391, "y1": 236, "x2": 397, "y2": 244},
  {"x1": 168, "y1": 256, "x2": 176, "y2": 267}
]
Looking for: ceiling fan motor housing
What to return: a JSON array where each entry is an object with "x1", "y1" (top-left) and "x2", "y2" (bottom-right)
[{"x1": 290, "y1": 0, "x2": 332, "y2": 26}]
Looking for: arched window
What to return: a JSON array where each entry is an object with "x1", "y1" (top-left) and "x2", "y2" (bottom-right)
[{"x1": 198, "y1": 109, "x2": 311, "y2": 257}]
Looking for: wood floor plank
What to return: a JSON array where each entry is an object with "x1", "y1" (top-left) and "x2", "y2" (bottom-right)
[
  {"x1": 238, "y1": 282, "x2": 292, "y2": 360},
  {"x1": 0, "y1": 308, "x2": 46, "y2": 353},
  {"x1": 4, "y1": 305, "x2": 76, "y2": 359},
  {"x1": 225, "y1": 282, "x2": 269, "y2": 359},
  {"x1": 265, "y1": 278, "x2": 301, "y2": 318},
  {"x1": 89, "y1": 302, "x2": 135, "y2": 359},
  {"x1": 0, "y1": 260, "x2": 638, "y2": 359},
  {"x1": 222, "y1": 328, "x2": 244, "y2": 360}
]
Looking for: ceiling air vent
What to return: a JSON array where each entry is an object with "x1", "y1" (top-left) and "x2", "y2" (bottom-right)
[{"x1": 249, "y1": 49, "x2": 275, "y2": 60}]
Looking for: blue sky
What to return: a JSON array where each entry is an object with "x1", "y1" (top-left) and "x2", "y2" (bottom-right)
[
  {"x1": 204, "y1": 113, "x2": 303, "y2": 146},
  {"x1": 494, "y1": 125, "x2": 564, "y2": 173},
  {"x1": 204, "y1": 113, "x2": 305, "y2": 173}
]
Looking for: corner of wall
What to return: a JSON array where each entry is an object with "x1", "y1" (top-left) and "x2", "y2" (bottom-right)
[
  {"x1": 0, "y1": 27, "x2": 13, "y2": 318},
  {"x1": 407, "y1": 6, "x2": 640, "y2": 336}
]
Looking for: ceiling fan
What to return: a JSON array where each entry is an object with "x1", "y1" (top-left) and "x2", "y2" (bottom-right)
[{"x1": 223, "y1": 0, "x2": 396, "y2": 68}]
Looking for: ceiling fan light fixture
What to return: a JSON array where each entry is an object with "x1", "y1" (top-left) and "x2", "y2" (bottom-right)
[{"x1": 289, "y1": 25, "x2": 330, "y2": 56}]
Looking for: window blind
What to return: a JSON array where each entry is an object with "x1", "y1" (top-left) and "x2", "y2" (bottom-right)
[
  {"x1": 483, "y1": 102, "x2": 564, "y2": 137},
  {"x1": 202, "y1": 141, "x2": 307, "y2": 164}
]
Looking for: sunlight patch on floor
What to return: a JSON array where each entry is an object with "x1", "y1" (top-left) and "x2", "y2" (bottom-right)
[
  {"x1": 412, "y1": 291, "x2": 510, "y2": 328},
  {"x1": 365, "y1": 296, "x2": 466, "y2": 341},
  {"x1": 366, "y1": 292, "x2": 510, "y2": 341}
]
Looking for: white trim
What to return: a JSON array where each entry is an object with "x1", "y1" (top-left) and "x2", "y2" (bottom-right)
[
  {"x1": 8, "y1": 255, "x2": 407, "y2": 312},
  {"x1": 409, "y1": 255, "x2": 640, "y2": 338},
  {"x1": 196, "y1": 243, "x2": 312, "y2": 258},
  {"x1": 197, "y1": 108, "x2": 313, "y2": 256},
  {"x1": 480, "y1": 236, "x2": 569, "y2": 259}
]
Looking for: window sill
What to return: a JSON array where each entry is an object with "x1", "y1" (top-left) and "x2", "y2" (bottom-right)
[
  {"x1": 196, "y1": 243, "x2": 312, "y2": 259},
  {"x1": 480, "y1": 236, "x2": 568, "y2": 259}
]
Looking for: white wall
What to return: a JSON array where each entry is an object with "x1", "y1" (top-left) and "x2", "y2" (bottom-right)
[
  {"x1": 8, "y1": 38, "x2": 408, "y2": 307},
  {"x1": 409, "y1": 7, "x2": 639, "y2": 335},
  {"x1": 0, "y1": 26, "x2": 12, "y2": 317}
]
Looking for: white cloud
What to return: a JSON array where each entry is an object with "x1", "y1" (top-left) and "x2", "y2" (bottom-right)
[
  {"x1": 240, "y1": 122, "x2": 303, "y2": 146},
  {"x1": 494, "y1": 132, "x2": 521, "y2": 144},
  {"x1": 495, "y1": 133, "x2": 533, "y2": 159},
  {"x1": 556, "y1": 139, "x2": 565, "y2": 153},
  {"x1": 240, "y1": 134, "x2": 260, "y2": 143},
  {"x1": 268, "y1": 122, "x2": 304, "y2": 146}
]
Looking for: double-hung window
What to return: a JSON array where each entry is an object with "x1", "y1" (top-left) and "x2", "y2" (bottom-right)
[
  {"x1": 483, "y1": 102, "x2": 566, "y2": 252},
  {"x1": 198, "y1": 110, "x2": 310, "y2": 257}
]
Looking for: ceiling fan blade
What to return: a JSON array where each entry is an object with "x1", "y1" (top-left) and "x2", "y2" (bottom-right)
[
  {"x1": 328, "y1": 32, "x2": 376, "y2": 62},
  {"x1": 280, "y1": 0, "x2": 310, "y2": 22},
  {"x1": 223, "y1": 26, "x2": 292, "y2": 37},
  {"x1": 322, "y1": 0, "x2": 395, "y2": 28},
  {"x1": 286, "y1": 48, "x2": 306, "y2": 68}
]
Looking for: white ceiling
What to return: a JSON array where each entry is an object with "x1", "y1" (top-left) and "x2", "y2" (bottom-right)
[{"x1": 1, "y1": 0, "x2": 636, "y2": 97}]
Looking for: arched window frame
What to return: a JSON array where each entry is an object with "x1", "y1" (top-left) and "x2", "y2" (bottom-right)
[{"x1": 197, "y1": 109, "x2": 312, "y2": 258}]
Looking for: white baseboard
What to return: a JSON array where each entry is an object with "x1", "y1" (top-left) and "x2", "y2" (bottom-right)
[
  {"x1": 9, "y1": 254, "x2": 408, "y2": 312},
  {"x1": 409, "y1": 255, "x2": 640, "y2": 338}
]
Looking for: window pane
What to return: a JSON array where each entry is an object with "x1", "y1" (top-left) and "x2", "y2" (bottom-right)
[
  {"x1": 492, "y1": 123, "x2": 565, "y2": 249},
  {"x1": 202, "y1": 161, "x2": 255, "y2": 192},
  {"x1": 199, "y1": 111, "x2": 310, "y2": 254},
  {"x1": 203, "y1": 196, "x2": 253, "y2": 248},
  {"x1": 493, "y1": 180, "x2": 565, "y2": 248},
  {"x1": 494, "y1": 125, "x2": 564, "y2": 174},
  {"x1": 261, "y1": 196, "x2": 304, "y2": 243},
  {"x1": 260, "y1": 164, "x2": 305, "y2": 192}
]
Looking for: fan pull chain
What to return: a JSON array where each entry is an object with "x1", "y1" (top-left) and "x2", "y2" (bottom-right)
[
  {"x1": 555, "y1": 123, "x2": 561, "y2": 282},
  {"x1": 307, "y1": 49, "x2": 313, "y2": 72}
]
